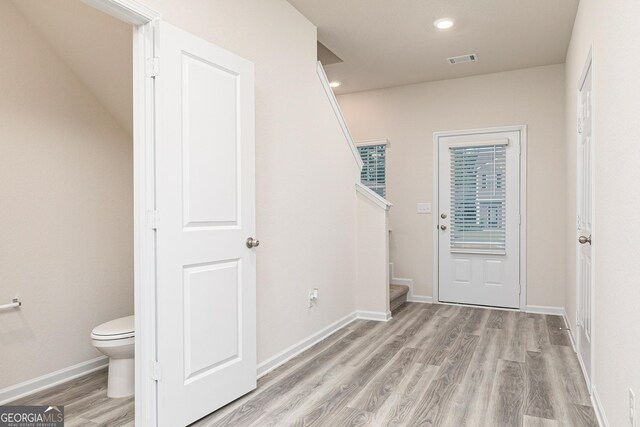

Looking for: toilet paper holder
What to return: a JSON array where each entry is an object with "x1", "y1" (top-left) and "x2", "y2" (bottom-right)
[{"x1": 0, "y1": 298, "x2": 21, "y2": 311}]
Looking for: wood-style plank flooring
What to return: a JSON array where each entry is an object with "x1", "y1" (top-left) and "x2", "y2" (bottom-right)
[
  {"x1": 194, "y1": 303, "x2": 595, "y2": 427},
  {"x1": 9, "y1": 303, "x2": 594, "y2": 427},
  {"x1": 10, "y1": 368, "x2": 134, "y2": 427}
]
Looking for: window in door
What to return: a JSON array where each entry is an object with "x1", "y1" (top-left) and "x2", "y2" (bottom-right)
[{"x1": 450, "y1": 142, "x2": 507, "y2": 253}]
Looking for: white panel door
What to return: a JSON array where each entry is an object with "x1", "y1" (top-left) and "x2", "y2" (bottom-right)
[
  {"x1": 438, "y1": 130, "x2": 521, "y2": 308},
  {"x1": 577, "y1": 59, "x2": 593, "y2": 386},
  {"x1": 155, "y1": 22, "x2": 256, "y2": 427}
]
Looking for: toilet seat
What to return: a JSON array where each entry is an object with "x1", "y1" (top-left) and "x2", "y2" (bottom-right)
[{"x1": 91, "y1": 315, "x2": 134, "y2": 341}]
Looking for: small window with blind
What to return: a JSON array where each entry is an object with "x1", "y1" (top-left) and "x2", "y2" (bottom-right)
[
  {"x1": 358, "y1": 143, "x2": 386, "y2": 198},
  {"x1": 450, "y1": 142, "x2": 507, "y2": 253}
]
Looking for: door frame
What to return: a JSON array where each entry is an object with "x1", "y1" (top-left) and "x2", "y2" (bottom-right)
[
  {"x1": 81, "y1": 1, "x2": 160, "y2": 425},
  {"x1": 432, "y1": 125, "x2": 528, "y2": 311},
  {"x1": 575, "y1": 46, "x2": 596, "y2": 392}
]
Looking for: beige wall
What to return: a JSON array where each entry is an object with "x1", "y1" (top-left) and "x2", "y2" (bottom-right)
[
  {"x1": 1, "y1": 0, "x2": 364, "y2": 390},
  {"x1": 338, "y1": 65, "x2": 566, "y2": 307},
  {"x1": 140, "y1": 0, "x2": 361, "y2": 363},
  {"x1": 0, "y1": 1, "x2": 133, "y2": 388},
  {"x1": 356, "y1": 193, "x2": 390, "y2": 315},
  {"x1": 12, "y1": 0, "x2": 133, "y2": 135},
  {"x1": 565, "y1": 0, "x2": 640, "y2": 424}
]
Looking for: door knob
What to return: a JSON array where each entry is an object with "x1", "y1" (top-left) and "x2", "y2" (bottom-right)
[
  {"x1": 246, "y1": 237, "x2": 260, "y2": 248},
  {"x1": 578, "y1": 235, "x2": 591, "y2": 245},
  {"x1": 440, "y1": 225, "x2": 447, "y2": 231}
]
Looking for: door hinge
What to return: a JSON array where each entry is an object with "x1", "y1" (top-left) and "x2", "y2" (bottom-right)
[
  {"x1": 577, "y1": 117, "x2": 583, "y2": 134},
  {"x1": 152, "y1": 361, "x2": 162, "y2": 381},
  {"x1": 146, "y1": 57, "x2": 159, "y2": 78},
  {"x1": 149, "y1": 210, "x2": 159, "y2": 230}
]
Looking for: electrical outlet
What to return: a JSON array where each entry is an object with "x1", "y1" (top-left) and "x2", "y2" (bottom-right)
[
  {"x1": 630, "y1": 389, "x2": 636, "y2": 426},
  {"x1": 308, "y1": 288, "x2": 319, "y2": 308}
]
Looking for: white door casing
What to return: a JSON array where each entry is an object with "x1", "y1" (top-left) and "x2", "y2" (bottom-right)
[
  {"x1": 436, "y1": 128, "x2": 523, "y2": 309},
  {"x1": 155, "y1": 22, "x2": 256, "y2": 427},
  {"x1": 576, "y1": 53, "x2": 593, "y2": 388}
]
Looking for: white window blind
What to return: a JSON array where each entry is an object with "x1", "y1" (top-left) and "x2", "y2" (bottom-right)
[
  {"x1": 358, "y1": 144, "x2": 386, "y2": 198},
  {"x1": 450, "y1": 143, "x2": 506, "y2": 251}
]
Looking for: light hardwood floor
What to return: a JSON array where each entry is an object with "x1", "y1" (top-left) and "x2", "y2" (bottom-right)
[
  {"x1": 10, "y1": 302, "x2": 594, "y2": 427},
  {"x1": 194, "y1": 302, "x2": 595, "y2": 427},
  {"x1": 10, "y1": 368, "x2": 133, "y2": 426}
]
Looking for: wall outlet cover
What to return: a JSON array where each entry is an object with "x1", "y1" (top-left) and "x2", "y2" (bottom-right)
[
  {"x1": 417, "y1": 203, "x2": 432, "y2": 214},
  {"x1": 308, "y1": 288, "x2": 319, "y2": 308}
]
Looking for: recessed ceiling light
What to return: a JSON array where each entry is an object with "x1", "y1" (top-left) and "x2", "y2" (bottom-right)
[
  {"x1": 329, "y1": 81, "x2": 341, "y2": 88},
  {"x1": 434, "y1": 18, "x2": 455, "y2": 30}
]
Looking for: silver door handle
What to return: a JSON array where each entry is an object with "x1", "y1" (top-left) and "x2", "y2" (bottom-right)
[
  {"x1": 246, "y1": 237, "x2": 260, "y2": 248},
  {"x1": 578, "y1": 235, "x2": 591, "y2": 245},
  {"x1": 440, "y1": 225, "x2": 447, "y2": 231}
]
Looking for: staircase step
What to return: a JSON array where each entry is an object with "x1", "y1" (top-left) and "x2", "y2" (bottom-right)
[
  {"x1": 389, "y1": 284, "x2": 409, "y2": 312},
  {"x1": 390, "y1": 284, "x2": 409, "y2": 300}
]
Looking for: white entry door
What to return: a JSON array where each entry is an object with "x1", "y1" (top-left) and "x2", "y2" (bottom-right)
[
  {"x1": 437, "y1": 129, "x2": 522, "y2": 308},
  {"x1": 155, "y1": 22, "x2": 256, "y2": 427},
  {"x1": 576, "y1": 57, "x2": 593, "y2": 386}
]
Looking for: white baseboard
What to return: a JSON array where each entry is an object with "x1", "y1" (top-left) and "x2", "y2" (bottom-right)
[
  {"x1": 257, "y1": 311, "x2": 358, "y2": 378},
  {"x1": 561, "y1": 310, "x2": 607, "y2": 427},
  {"x1": 0, "y1": 356, "x2": 108, "y2": 405},
  {"x1": 256, "y1": 308, "x2": 392, "y2": 379},
  {"x1": 563, "y1": 309, "x2": 591, "y2": 398},
  {"x1": 356, "y1": 310, "x2": 392, "y2": 322},
  {"x1": 407, "y1": 295, "x2": 433, "y2": 303},
  {"x1": 524, "y1": 305, "x2": 565, "y2": 316},
  {"x1": 562, "y1": 308, "x2": 578, "y2": 353},
  {"x1": 575, "y1": 350, "x2": 590, "y2": 395},
  {"x1": 592, "y1": 386, "x2": 609, "y2": 427}
]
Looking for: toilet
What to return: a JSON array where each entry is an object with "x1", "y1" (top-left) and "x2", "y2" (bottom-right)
[{"x1": 91, "y1": 315, "x2": 135, "y2": 398}]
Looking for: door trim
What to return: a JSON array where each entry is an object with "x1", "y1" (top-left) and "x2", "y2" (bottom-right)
[
  {"x1": 81, "y1": 1, "x2": 160, "y2": 425},
  {"x1": 575, "y1": 45, "x2": 596, "y2": 393},
  {"x1": 432, "y1": 125, "x2": 528, "y2": 311}
]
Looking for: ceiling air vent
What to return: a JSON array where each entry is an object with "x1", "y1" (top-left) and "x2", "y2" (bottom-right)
[{"x1": 447, "y1": 54, "x2": 478, "y2": 65}]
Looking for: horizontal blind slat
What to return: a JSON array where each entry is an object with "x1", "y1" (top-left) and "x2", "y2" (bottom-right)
[{"x1": 449, "y1": 144, "x2": 506, "y2": 251}]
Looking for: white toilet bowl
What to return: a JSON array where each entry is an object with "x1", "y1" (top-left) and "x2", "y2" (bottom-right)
[{"x1": 91, "y1": 315, "x2": 135, "y2": 398}]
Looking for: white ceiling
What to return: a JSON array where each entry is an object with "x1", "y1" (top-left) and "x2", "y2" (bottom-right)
[
  {"x1": 288, "y1": 0, "x2": 579, "y2": 94},
  {"x1": 13, "y1": 0, "x2": 133, "y2": 135}
]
